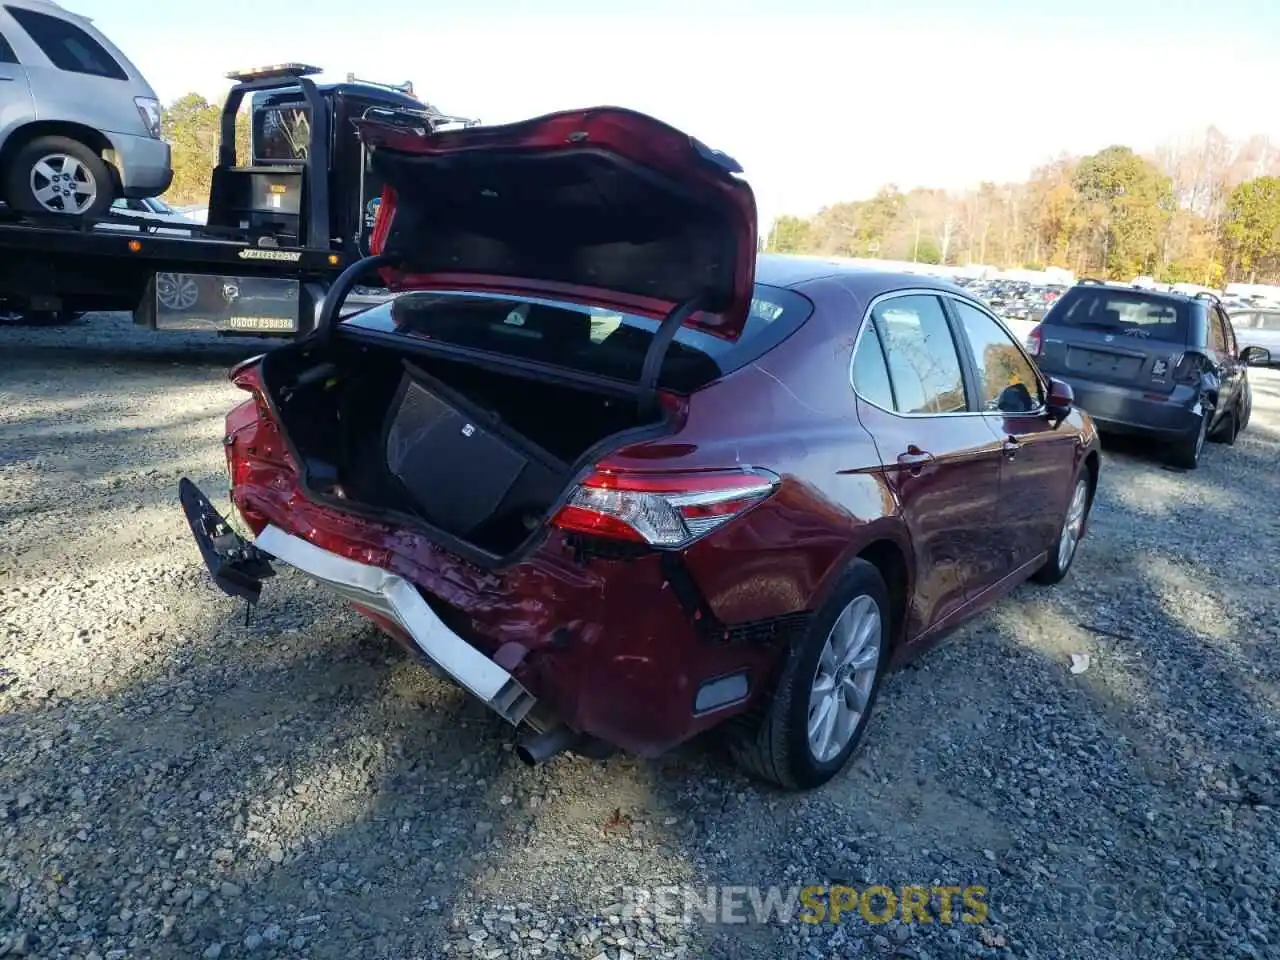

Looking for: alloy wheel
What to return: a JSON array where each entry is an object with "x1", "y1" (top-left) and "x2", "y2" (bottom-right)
[
  {"x1": 29, "y1": 154, "x2": 98, "y2": 215},
  {"x1": 1057, "y1": 477, "x2": 1088, "y2": 570},
  {"x1": 807, "y1": 594, "x2": 882, "y2": 763}
]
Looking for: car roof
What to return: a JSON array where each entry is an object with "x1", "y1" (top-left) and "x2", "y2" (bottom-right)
[{"x1": 755, "y1": 253, "x2": 961, "y2": 298}]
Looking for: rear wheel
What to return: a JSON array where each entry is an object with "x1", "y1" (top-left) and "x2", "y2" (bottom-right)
[
  {"x1": 1210, "y1": 405, "x2": 1239, "y2": 446},
  {"x1": 1032, "y1": 473, "x2": 1091, "y2": 585},
  {"x1": 728, "y1": 560, "x2": 890, "y2": 790},
  {"x1": 4, "y1": 136, "x2": 114, "y2": 218},
  {"x1": 1168, "y1": 410, "x2": 1208, "y2": 469}
]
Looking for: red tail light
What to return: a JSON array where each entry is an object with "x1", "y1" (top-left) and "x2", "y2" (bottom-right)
[
  {"x1": 1025, "y1": 324, "x2": 1043, "y2": 357},
  {"x1": 1172, "y1": 352, "x2": 1206, "y2": 385},
  {"x1": 229, "y1": 355, "x2": 266, "y2": 391},
  {"x1": 551, "y1": 467, "x2": 780, "y2": 547}
]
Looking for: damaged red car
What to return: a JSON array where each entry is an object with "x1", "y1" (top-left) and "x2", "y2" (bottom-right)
[{"x1": 180, "y1": 107, "x2": 1101, "y2": 790}]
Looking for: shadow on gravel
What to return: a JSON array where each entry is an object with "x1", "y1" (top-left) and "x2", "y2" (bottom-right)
[{"x1": 2, "y1": 344, "x2": 1278, "y2": 960}]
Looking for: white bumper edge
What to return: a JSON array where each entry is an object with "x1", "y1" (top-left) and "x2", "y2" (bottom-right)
[{"x1": 255, "y1": 525, "x2": 535, "y2": 726}]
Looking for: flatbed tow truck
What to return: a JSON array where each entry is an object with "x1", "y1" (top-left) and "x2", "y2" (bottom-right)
[{"x1": 0, "y1": 63, "x2": 476, "y2": 337}]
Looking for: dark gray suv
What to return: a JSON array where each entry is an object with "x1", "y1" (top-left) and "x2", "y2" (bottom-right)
[{"x1": 1027, "y1": 281, "x2": 1276, "y2": 469}]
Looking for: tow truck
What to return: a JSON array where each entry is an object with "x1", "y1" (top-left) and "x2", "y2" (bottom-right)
[{"x1": 0, "y1": 63, "x2": 477, "y2": 336}]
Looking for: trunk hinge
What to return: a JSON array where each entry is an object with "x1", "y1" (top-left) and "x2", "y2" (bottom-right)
[
  {"x1": 637, "y1": 297, "x2": 703, "y2": 417},
  {"x1": 312, "y1": 253, "x2": 397, "y2": 345}
]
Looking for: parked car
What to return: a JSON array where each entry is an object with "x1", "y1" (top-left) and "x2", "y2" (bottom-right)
[
  {"x1": 1229, "y1": 308, "x2": 1280, "y2": 360},
  {"x1": 1026, "y1": 282, "x2": 1277, "y2": 468},
  {"x1": 0, "y1": 0, "x2": 171, "y2": 217},
  {"x1": 179, "y1": 107, "x2": 1102, "y2": 791}
]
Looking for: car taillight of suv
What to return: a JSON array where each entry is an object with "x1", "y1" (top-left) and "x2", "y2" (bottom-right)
[{"x1": 1025, "y1": 324, "x2": 1043, "y2": 357}]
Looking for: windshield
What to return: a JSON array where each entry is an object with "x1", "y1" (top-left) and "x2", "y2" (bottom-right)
[
  {"x1": 341, "y1": 284, "x2": 813, "y2": 392},
  {"x1": 1046, "y1": 288, "x2": 1190, "y2": 342}
]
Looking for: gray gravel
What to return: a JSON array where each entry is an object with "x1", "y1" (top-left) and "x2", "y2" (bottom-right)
[{"x1": 1, "y1": 312, "x2": 1278, "y2": 959}]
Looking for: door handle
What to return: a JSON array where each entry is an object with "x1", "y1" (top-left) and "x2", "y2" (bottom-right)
[
  {"x1": 896, "y1": 447, "x2": 935, "y2": 474},
  {"x1": 1002, "y1": 437, "x2": 1020, "y2": 460}
]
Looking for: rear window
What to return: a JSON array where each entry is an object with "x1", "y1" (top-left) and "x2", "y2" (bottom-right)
[
  {"x1": 0, "y1": 29, "x2": 17, "y2": 64},
  {"x1": 342, "y1": 284, "x2": 814, "y2": 392},
  {"x1": 253, "y1": 104, "x2": 312, "y2": 162},
  {"x1": 1044, "y1": 287, "x2": 1190, "y2": 343},
  {"x1": 5, "y1": 6, "x2": 126, "y2": 80}
]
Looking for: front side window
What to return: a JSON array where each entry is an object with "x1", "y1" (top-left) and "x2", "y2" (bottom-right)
[
  {"x1": 952, "y1": 300, "x2": 1043, "y2": 413},
  {"x1": 868, "y1": 294, "x2": 967, "y2": 414},
  {"x1": 5, "y1": 7, "x2": 126, "y2": 79}
]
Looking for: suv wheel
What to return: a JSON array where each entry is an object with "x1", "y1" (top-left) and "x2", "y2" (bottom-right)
[
  {"x1": 1169, "y1": 409, "x2": 1209, "y2": 469},
  {"x1": 728, "y1": 560, "x2": 890, "y2": 790},
  {"x1": 5, "y1": 136, "x2": 114, "y2": 218}
]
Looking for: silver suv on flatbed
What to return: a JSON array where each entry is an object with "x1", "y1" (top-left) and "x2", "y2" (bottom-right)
[{"x1": 0, "y1": 0, "x2": 171, "y2": 218}]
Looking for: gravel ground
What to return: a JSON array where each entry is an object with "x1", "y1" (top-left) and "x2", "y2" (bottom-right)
[{"x1": 1, "y1": 312, "x2": 1278, "y2": 960}]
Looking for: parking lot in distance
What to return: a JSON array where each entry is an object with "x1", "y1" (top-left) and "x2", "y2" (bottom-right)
[{"x1": 1, "y1": 313, "x2": 1278, "y2": 960}]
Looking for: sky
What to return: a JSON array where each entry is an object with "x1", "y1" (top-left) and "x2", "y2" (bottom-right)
[{"x1": 68, "y1": 0, "x2": 1280, "y2": 228}]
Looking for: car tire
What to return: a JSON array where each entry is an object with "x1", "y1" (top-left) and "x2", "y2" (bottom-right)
[
  {"x1": 1032, "y1": 472, "x2": 1091, "y2": 585},
  {"x1": 1210, "y1": 405, "x2": 1239, "y2": 446},
  {"x1": 4, "y1": 136, "x2": 114, "y2": 218},
  {"x1": 1169, "y1": 409, "x2": 1209, "y2": 469},
  {"x1": 727, "y1": 559, "x2": 890, "y2": 791},
  {"x1": 1239, "y1": 383, "x2": 1253, "y2": 432}
]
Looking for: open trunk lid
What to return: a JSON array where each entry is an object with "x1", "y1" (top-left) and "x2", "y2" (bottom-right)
[{"x1": 355, "y1": 107, "x2": 758, "y2": 340}]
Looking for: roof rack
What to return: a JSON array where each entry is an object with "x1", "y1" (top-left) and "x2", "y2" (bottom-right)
[
  {"x1": 1194, "y1": 290, "x2": 1222, "y2": 304},
  {"x1": 1078, "y1": 277, "x2": 1106, "y2": 285}
]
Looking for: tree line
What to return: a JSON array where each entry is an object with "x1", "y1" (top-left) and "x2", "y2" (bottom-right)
[
  {"x1": 157, "y1": 93, "x2": 1280, "y2": 285},
  {"x1": 160, "y1": 93, "x2": 250, "y2": 207},
  {"x1": 769, "y1": 128, "x2": 1280, "y2": 285}
]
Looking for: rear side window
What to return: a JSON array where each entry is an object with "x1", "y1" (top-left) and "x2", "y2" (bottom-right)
[
  {"x1": 1206, "y1": 307, "x2": 1226, "y2": 351},
  {"x1": 0, "y1": 29, "x2": 17, "y2": 63},
  {"x1": 345, "y1": 284, "x2": 814, "y2": 393},
  {"x1": 1045, "y1": 288, "x2": 1189, "y2": 343},
  {"x1": 5, "y1": 6, "x2": 126, "y2": 80},
  {"x1": 866, "y1": 295, "x2": 967, "y2": 414},
  {"x1": 850, "y1": 324, "x2": 895, "y2": 410}
]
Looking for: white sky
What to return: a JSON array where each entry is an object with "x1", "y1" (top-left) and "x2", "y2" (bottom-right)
[{"x1": 70, "y1": 0, "x2": 1280, "y2": 228}]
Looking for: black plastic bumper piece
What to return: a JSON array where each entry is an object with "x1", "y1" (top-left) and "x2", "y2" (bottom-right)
[{"x1": 178, "y1": 477, "x2": 275, "y2": 603}]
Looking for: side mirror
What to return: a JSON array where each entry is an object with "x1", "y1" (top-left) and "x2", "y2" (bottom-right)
[
  {"x1": 1046, "y1": 377, "x2": 1074, "y2": 424},
  {"x1": 1240, "y1": 345, "x2": 1274, "y2": 367}
]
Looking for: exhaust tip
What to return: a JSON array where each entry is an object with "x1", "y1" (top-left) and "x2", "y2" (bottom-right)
[
  {"x1": 515, "y1": 744, "x2": 540, "y2": 767},
  {"x1": 516, "y1": 724, "x2": 579, "y2": 766}
]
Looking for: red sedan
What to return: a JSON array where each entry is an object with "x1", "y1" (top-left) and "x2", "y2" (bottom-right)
[{"x1": 180, "y1": 107, "x2": 1100, "y2": 790}]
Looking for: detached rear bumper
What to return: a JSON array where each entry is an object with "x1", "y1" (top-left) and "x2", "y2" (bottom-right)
[
  {"x1": 254, "y1": 525, "x2": 536, "y2": 725},
  {"x1": 179, "y1": 478, "x2": 536, "y2": 727}
]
